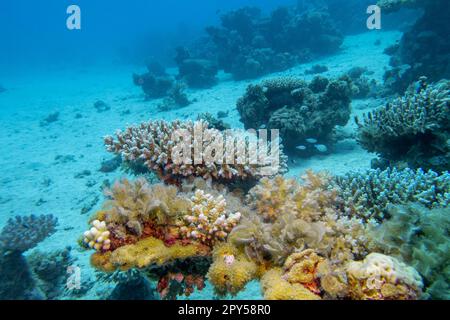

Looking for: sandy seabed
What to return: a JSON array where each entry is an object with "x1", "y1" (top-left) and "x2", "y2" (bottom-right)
[{"x1": 0, "y1": 30, "x2": 401, "y2": 299}]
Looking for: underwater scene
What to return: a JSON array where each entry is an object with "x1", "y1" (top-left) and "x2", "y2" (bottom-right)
[{"x1": 0, "y1": 0, "x2": 449, "y2": 301}]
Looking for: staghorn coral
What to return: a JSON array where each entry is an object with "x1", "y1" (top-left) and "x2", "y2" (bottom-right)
[
  {"x1": 346, "y1": 253, "x2": 423, "y2": 300},
  {"x1": 335, "y1": 167, "x2": 450, "y2": 222},
  {"x1": 236, "y1": 75, "x2": 352, "y2": 152},
  {"x1": 261, "y1": 268, "x2": 321, "y2": 300},
  {"x1": 369, "y1": 203, "x2": 450, "y2": 299},
  {"x1": 0, "y1": 214, "x2": 57, "y2": 253},
  {"x1": 105, "y1": 119, "x2": 288, "y2": 184},
  {"x1": 229, "y1": 172, "x2": 369, "y2": 267},
  {"x1": 355, "y1": 78, "x2": 450, "y2": 171},
  {"x1": 207, "y1": 242, "x2": 259, "y2": 296},
  {"x1": 180, "y1": 189, "x2": 241, "y2": 246}
]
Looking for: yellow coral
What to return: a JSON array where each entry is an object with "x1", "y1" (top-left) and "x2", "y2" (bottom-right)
[
  {"x1": 207, "y1": 242, "x2": 258, "y2": 296},
  {"x1": 90, "y1": 251, "x2": 115, "y2": 272},
  {"x1": 346, "y1": 253, "x2": 423, "y2": 300},
  {"x1": 283, "y1": 249, "x2": 324, "y2": 285},
  {"x1": 261, "y1": 268, "x2": 321, "y2": 300},
  {"x1": 109, "y1": 237, "x2": 209, "y2": 270}
]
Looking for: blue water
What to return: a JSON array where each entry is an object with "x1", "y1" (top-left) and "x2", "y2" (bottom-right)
[{"x1": 0, "y1": 0, "x2": 447, "y2": 300}]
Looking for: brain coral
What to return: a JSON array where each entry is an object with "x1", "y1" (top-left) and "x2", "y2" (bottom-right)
[
  {"x1": 355, "y1": 78, "x2": 450, "y2": 171},
  {"x1": 105, "y1": 119, "x2": 288, "y2": 184},
  {"x1": 236, "y1": 75, "x2": 352, "y2": 152}
]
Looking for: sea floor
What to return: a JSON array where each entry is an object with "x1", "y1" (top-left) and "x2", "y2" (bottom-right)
[{"x1": 0, "y1": 30, "x2": 402, "y2": 299}]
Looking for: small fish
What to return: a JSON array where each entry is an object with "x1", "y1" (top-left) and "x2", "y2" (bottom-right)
[
  {"x1": 306, "y1": 138, "x2": 317, "y2": 144},
  {"x1": 314, "y1": 144, "x2": 328, "y2": 153},
  {"x1": 259, "y1": 124, "x2": 266, "y2": 129},
  {"x1": 296, "y1": 145, "x2": 307, "y2": 150}
]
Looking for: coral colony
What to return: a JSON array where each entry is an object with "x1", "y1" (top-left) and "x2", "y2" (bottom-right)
[{"x1": 1, "y1": 0, "x2": 450, "y2": 301}]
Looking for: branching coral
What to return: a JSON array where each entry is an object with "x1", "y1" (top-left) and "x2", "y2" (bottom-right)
[
  {"x1": 335, "y1": 167, "x2": 450, "y2": 222},
  {"x1": 0, "y1": 214, "x2": 58, "y2": 253},
  {"x1": 180, "y1": 190, "x2": 241, "y2": 246},
  {"x1": 236, "y1": 75, "x2": 352, "y2": 152},
  {"x1": 346, "y1": 253, "x2": 423, "y2": 300},
  {"x1": 0, "y1": 214, "x2": 58, "y2": 300},
  {"x1": 355, "y1": 78, "x2": 450, "y2": 171},
  {"x1": 207, "y1": 242, "x2": 258, "y2": 296},
  {"x1": 104, "y1": 119, "x2": 288, "y2": 184},
  {"x1": 369, "y1": 203, "x2": 450, "y2": 299},
  {"x1": 83, "y1": 220, "x2": 111, "y2": 251}
]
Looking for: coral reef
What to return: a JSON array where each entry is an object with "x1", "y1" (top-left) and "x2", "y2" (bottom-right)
[
  {"x1": 133, "y1": 72, "x2": 174, "y2": 99},
  {"x1": 180, "y1": 190, "x2": 241, "y2": 246},
  {"x1": 346, "y1": 253, "x2": 423, "y2": 300},
  {"x1": 236, "y1": 75, "x2": 353, "y2": 152},
  {"x1": 176, "y1": 57, "x2": 218, "y2": 88},
  {"x1": 157, "y1": 82, "x2": 191, "y2": 111},
  {"x1": 0, "y1": 214, "x2": 58, "y2": 300},
  {"x1": 28, "y1": 247, "x2": 75, "y2": 299},
  {"x1": 180, "y1": 5, "x2": 342, "y2": 80},
  {"x1": 207, "y1": 242, "x2": 258, "y2": 296},
  {"x1": 369, "y1": 203, "x2": 450, "y2": 299},
  {"x1": 380, "y1": 0, "x2": 450, "y2": 92},
  {"x1": 0, "y1": 214, "x2": 57, "y2": 253},
  {"x1": 355, "y1": 78, "x2": 450, "y2": 171},
  {"x1": 335, "y1": 167, "x2": 450, "y2": 222},
  {"x1": 229, "y1": 172, "x2": 369, "y2": 267},
  {"x1": 261, "y1": 268, "x2": 321, "y2": 300},
  {"x1": 83, "y1": 220, "x2": 111, "y2": 251},
  {"x1": 104, "y1": 119, "x2": 288, "y2": 184}
]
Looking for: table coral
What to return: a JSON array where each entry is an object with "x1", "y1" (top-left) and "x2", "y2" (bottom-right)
[
  {"x1": 236, "y1": 75, "x2": 352, "y2": 152},
  {"x1": 355, "y1": 78, "x2": 450, "y2": 171},
  {"x1": 346, "y1": 253, "x2": 423, "y2": 300},
  {"x1": 180, "y1": 189, "x2": 241, "y2": 246},
  {"x1": 104, "y1": 119, "x2": 288, "y2": 184}
]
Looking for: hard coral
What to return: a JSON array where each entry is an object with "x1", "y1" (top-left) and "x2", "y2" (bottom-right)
[
  {"x1": 180, "y1": 190, "x2": 241, "y2": 246},
  {"x1": 346, "y1": 253, "x2": 423, "y2": 300},
  {"x1": 237, "y1": 76, "x2": 352, "y2": 152},
  {"x1": 83, "y1": 220, "x2": 111, "y2": 251},
  {"x1": 356, "y1": 78, "x2": 450, "y2": 171},
  {"x1": 0, "y1": 214, "x2": 58, "y2": 253},
  {"x1": 105, "y1": 119, "x2": 288, "y2": 184},
  {"x1": 335, "y1": 167, "x2": 450, "y2": 222}
]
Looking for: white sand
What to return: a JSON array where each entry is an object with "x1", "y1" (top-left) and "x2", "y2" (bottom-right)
[{"x1": 0, "y1": 30, "x2": 402, "y2": 299}]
